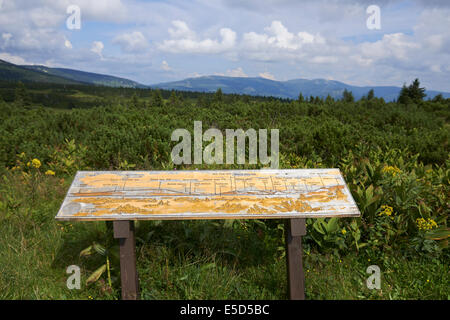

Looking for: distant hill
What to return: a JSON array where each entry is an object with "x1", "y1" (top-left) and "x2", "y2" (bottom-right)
[
  {"x1": 2, "y1": 58, "x2": 449, "y2": 100},
  {"x1": 151, "y1": 75, "x2": 450, "y2": 101},
  {"x1": 0, "y1": 59, "x2": 146, "y2": 88},
  {"x1": 23, "y1": 65, "x2": 146, "y2": 88},
  {"x1": 0, "y1": 59, "x2": 82, "y2": 85}
]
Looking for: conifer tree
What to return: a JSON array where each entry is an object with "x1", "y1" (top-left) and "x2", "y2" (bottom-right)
[
  {"x1": 15, "y1": 81, "x2": 32, "y2": 105},
  {"x1": 131, "y1": 92, "x2": 139, "y2": 107},
  {"x1": 342, "y1": 89, "x2": 354, "y2": 102},
  {"x1": 432, "y1": 93, "x2": 444, "y2": 103},
  {"x1": 408, "y1": 78, "x2": 426, "y2": 102},
  {"x1": 214, "y1": 88, "x2": 223, "y2": 103},
  {"x1": 398, "y1": 78, "x2": 426, "y2": 104},
  {"x1": 151, "y1": 89, "x2": 163, "y2": 107},
  {"x1": 398, "y1": 84, "x2": 410, "y2": 104},
  {"x1": 325, "y1": 94, "x2": 334, "y2": 104},
  {"x1": 169, "y1": 90, "x2": 178, "y2": 106}
]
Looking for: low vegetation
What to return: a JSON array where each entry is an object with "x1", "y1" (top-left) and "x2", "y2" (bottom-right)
[{"x1": 0, "y1": 81, "x2": 448, "y2": 299}]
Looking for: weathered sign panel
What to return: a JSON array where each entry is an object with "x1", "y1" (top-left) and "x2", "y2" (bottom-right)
[{"x1": 55, "y1": 169, "x2": 360, "y2": 221}]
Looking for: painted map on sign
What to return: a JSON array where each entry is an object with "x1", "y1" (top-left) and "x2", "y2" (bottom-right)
[{"x1": 55, "y1": 169, "x2": 360, "y2": 221}]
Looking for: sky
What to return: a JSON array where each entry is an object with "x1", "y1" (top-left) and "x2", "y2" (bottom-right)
[{"x1": 0, "y1": 0, "x2": 449, "y2": 91}]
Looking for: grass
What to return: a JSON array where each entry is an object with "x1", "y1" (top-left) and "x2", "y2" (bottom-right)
[
  {"x1": 303, "y1": 251, "x2": 448, "y2": 299},
  {"x1": 0, "y1": 172, "x2": 448, "y2": 300}
]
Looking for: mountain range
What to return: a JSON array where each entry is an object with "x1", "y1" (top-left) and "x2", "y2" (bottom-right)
[
  {"x1": 0, "y1": 59, "x2": 144, "y2": 88},
  {"x1": 151, "y1": 76, "x2": 450, "y2": 101},
  {"x1": 1, "y1": 59, "x2": 449, "y2": 101}
]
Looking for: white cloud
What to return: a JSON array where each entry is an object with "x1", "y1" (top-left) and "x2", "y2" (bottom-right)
[
  {"x1": 264, "y1": 20, "x2": 298, "y2": 49},
  {"x1": 0, "y1": 52, "x2": 29, "y2": 65},
  {"x1": 298, "y1": 31, "x2": 323, "y2": 44},
  {"x1": 430, "y1": 64, "x2": 441, "y2": 72},
  {"x1": 241, "y1": 21, "x2": 326, "y2": 61},
  {"x1": 310, "y1": 56, "x2": 338, "y2": 64},
  {"x1": 1, "y1": 33, "x2": 12, "y2": 48},
  {"x1": 350, "y1": 54, "x2": 373, "y2": 67},
  {"x1": 168, "y1": 20, "x2": 195, "y2": 40},
  {"x1": 113, "y1": 31, "x2": 149, "y2": 53},
  {"x1": 64, "y1": 39, "x2": 73, "y2": 49},
  {"x1": 29, "y1": 6, "x2": 63, "y2": 28},
  {"x1": 360, "y1": 33, "x2": 420, "y2": 61},
  {"x1": 161, "y1": 60, "x2": 172, "y2": 71},
  {"x1": 90, "y1": 41, "x2": 104, "y2": 58},
  {"x1": 227, "y1": 67, "x2": 247, "y2": 77},
  {"x1": 75, "y1": 0, "x2": 127, "y2": 22},
  {"x1": 159, "y1": 20, "x2": 237, "y2": 54},
  {"x1": 426, "y1": 35, "x2": 443, "y2": 50},
  {"x1": 0, "y1": 2, "x2": 70, "y2": 55},
  {"x1": 259, "y1": 71, "x2": 276, "y2": 80},
  {"x1": 242, "y1": 32, "x2": 269, "y2": 51},
  {"x1": 188, "y1": 72, "x2": 203, "y2": 78}
]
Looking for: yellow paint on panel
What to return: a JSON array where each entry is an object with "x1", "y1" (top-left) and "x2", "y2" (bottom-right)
[{"x1": 56, "y1": 170, "x2": 360, "y2": 220}]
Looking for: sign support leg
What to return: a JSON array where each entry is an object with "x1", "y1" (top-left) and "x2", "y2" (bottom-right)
[
  {"x1": 113, "y1": 220, "x2": 140, "y2": 300},
  {"x1": 285, "y1": 218, "x2": 306, "y2": 300}
]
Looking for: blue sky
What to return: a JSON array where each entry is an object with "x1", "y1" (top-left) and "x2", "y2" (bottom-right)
[{"x1": 0, "y1": 0, "x2": 449, "y2": 91}]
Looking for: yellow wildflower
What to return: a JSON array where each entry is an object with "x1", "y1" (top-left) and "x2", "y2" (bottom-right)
[
  {"x1": 341, "y1": 228, "x2": 347, "y2": 235},
  {"x1": 32, "y1": 158, "x2": 41, "y2": 169},
  {"x1": 379, "y1": 205, "x2": 394, "y2": 217},
  {"x1": 382, "y1": 165, "x2": 402, "y2": 176},
  {"x1": 416, "y1": 218, "x2": 438, "y2": 231},
  {"x1": 45, "y1": 170, "x2": 56, "y2": 176}
]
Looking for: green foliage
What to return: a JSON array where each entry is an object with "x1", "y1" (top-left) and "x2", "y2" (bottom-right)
[
  {"x1": 80, "y1": 240, "x2": 119, "y2": 288},
  {"x1": 309, "y1": 218, "x2": 347, "y2": 252},
  {"x1": 14, "y1": 81, "x2": 32, "y2": 106},
  {"x1": 130, "y1": 92, "x2": 139, "y2": 108},
  {"x1": 398, "y1": 78, "x2": 427, "y2": 104},
  {"x1": 325, "y1": 94, "x2": 333, "y2": 104},
  {"x1": 214, "y1": 87, "x2": 223, "y2": 103},
  {"x1": 432, "y1": 93, "x2": 445, "y2": 103},
  {"x1": 150, "y1": 89, "x2": 163, "y2": 107},
  {"x1": 342, "y1": 89, "x2": 354, "y2": 102},
  {"x1": 0, "y1": 82, "x2": 448, "y2": 299},
  {"x1": 48, "y1": 139, "x2": 89, "y2": 175},
  {"x1": 168, "y1": 90, "x2": 179, "y2": 107}
]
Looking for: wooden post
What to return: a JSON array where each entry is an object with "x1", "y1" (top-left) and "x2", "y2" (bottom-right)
[
  {"x1": 113, "y1": 220, "x2": 140, "y2": 300},
  {"x1": 285, "y1": 218, "x2": 306, "y2": 300}
]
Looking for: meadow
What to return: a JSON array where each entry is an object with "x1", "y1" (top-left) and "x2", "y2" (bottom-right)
[{"x1": 0, "y1": 83, "x2": 448, "y2": 299}]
